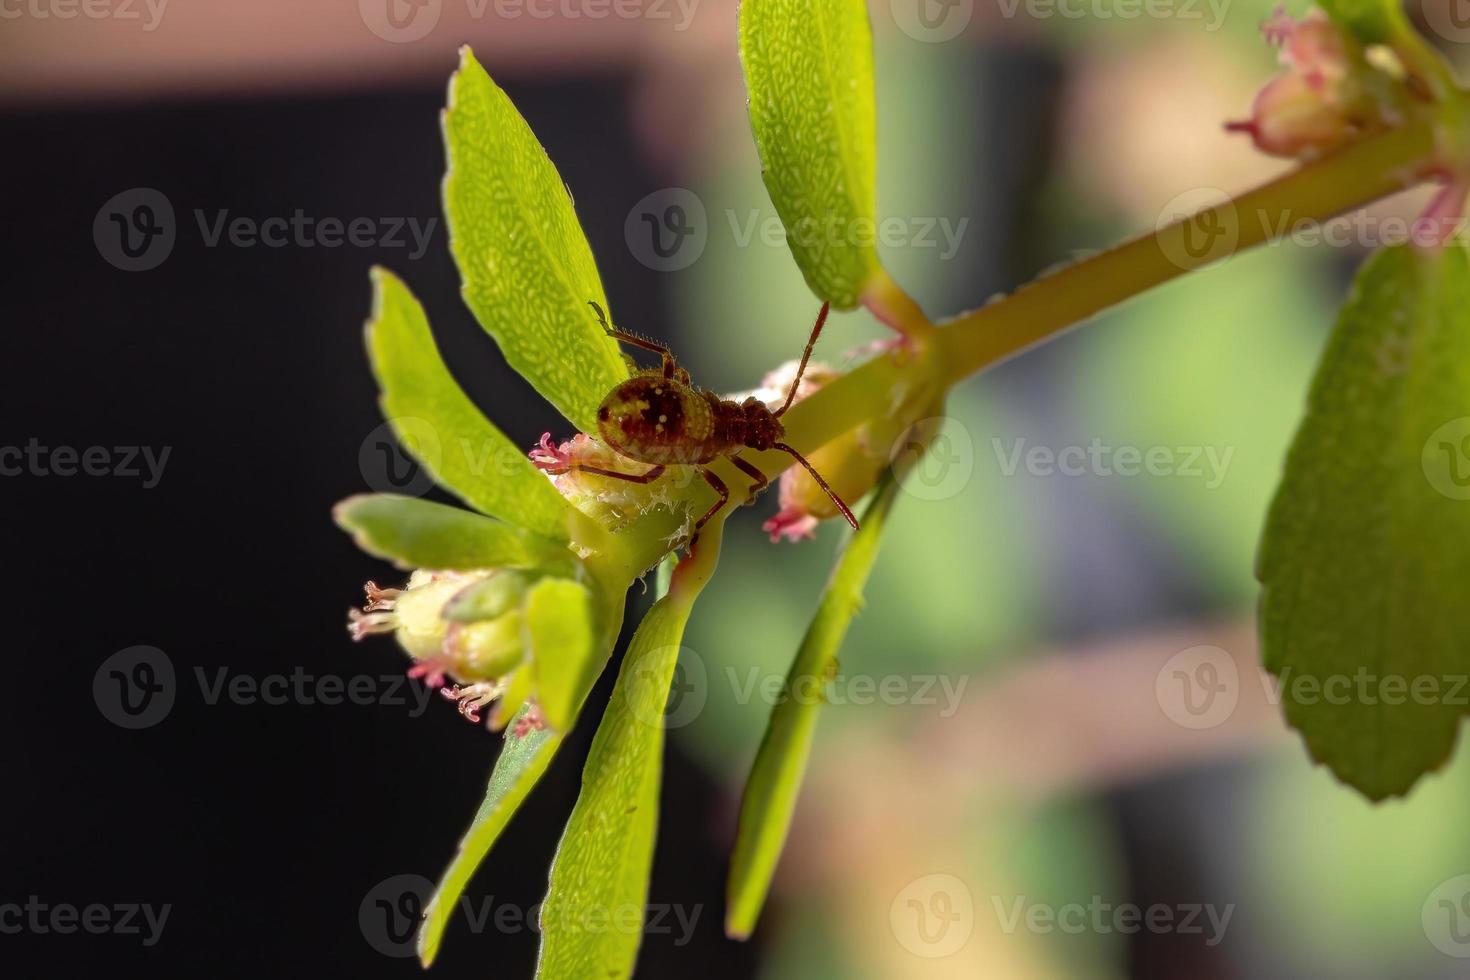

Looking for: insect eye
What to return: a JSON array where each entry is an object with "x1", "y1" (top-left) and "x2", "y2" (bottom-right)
[{"x1": 597, "y1": 406, "x2": 610, "y2": 422}]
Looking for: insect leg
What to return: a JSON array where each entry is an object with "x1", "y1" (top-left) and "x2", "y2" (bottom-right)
[
  {"x1": 773, "y1": 442, "x2": 858, "y2": 530},
  {"x1": 693, "y1": 467, "x2": 730, "y2": 533},
  {"x1": 774, "y1": 301, "x2": 831, "y2": 417},
  {"x1": 544, "y1": 461, "x2": 667, "y2": 484},
  {"x1": 729, "y1": 455, "x2": 769, "y2": 502},
  {"x1": 589, "y1": 301, "x2": 680, "y2": 378}
]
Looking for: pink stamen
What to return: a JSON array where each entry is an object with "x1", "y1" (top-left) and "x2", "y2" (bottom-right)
[
  {"x1": 512, "y1": 705, "x2": 546, "y2": 738},
  {"x1": 1262, "y1": 5, "x2": 1294, "y2": 46},
  {"x1": 441, "y1": 682, "x2": 502, "y2": 726},
  {"x1": 347, "y1": 608, "x2": 396, "y2": 641},
  {"x1": 763, "y1": 508, "x2": 820, "y2": 544},
  {"x1": 529, "y1": 432, "x2": 571, "y2": 472},
  {"x1": 362, "y1": 580, "x2": 401, "y2": 612},
  {"x1": 408, "y1": 656, "x2": 454, "y2": 690}
]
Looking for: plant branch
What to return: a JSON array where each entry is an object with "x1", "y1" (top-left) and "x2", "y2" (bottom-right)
[{"x1": 933, "y1": 116, "x2": 1439, "y2": 385}]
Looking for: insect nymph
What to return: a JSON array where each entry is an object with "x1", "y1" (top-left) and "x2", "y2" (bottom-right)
[{"x1": 538, "y1": 301, "x2": 859, "y2": 540}]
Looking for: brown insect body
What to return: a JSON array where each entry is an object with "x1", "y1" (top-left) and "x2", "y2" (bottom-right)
[
  {"x1": 597, "y1": 376, "x2": 783, "y2": 466},
  {"x1": 546, "y1": 301, "x2": 857, "y2": 541}
]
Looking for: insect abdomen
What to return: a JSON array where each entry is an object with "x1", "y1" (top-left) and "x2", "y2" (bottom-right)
[{"x1": 596, "y1": 377, "x2": 720, "y2": 464}]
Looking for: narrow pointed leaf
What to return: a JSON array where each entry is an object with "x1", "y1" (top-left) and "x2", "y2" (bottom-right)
[
  {"x1": 739, "y1": 0, "x2": 879, "y2": 309},
  {"x1": 524, "y1": 576, "x2": 599, "y2": 732},
  {"x1": 333, "y1": 494, "x2": 562, "y2": 571},
  {"x1": 1260, "y1": 242, "x2": 1470, "y2": 800},
  {"x1": 444, "y1": 47, "x2": 629, "y2": 432},
  {"x1": 366, "y1": 267, "x2": 571, "y2": 540},
  {"x1": 726, "y1": 472, "x2": 899, "y2": 937},
  {"x1": 536, "y1": 526, "x2": 723, "y2": 979},
  {"x1": 418, "y1": 717, "x2": 560, "y2": 967}
]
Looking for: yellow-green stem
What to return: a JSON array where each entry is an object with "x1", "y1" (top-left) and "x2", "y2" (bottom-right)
[{"x1": 934, "y1": 116, "x2": 1438, "y2": 384}]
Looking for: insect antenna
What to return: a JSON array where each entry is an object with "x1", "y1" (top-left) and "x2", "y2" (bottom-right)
[
  {"x1": 773, "y1": 441, "x2": 859, "y2": 531},
  {"x1": 774, "y1": 302, "x2": 831, "y2": 418}
]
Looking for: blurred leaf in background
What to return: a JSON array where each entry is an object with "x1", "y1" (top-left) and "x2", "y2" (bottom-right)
[{"x1": 1074, "y1": 247, "x2": 1327, "y2": 607}]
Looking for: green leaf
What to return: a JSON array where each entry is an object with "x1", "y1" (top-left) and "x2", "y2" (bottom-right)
[
  {"x1": 725, "y1": 471, "x2": 899, "y2": 938},
  {"x1": 418, "y1": 588, "x2": 628, "y2": 967},
  {"x1": 366, "y1": 267, "x2": 571, "y2": 540},
  {"x1": 524, "y1": 576, "x2": 599, "y2": 732},
  {"x1": 1315, "y1": 0, "x2": 1394, "y2": 43},
  {"x1": 536, "y1": 526, "x2": 723, "y2": 979},
  {"x1": 418, "y1": 717, "x2": 561, "y2": 967},
  {"x1": 444, "y1": 47, "x2": 629, "y2": 432},
  {"x1": 443, "y1": 570, "x2": 535, "y2": 622},
  {"x1": 739, "y1": 0, "x2": 880, "y2": 309},
  {"x1": 1260, "y1": 242, "x2": 1470, "y2": 801},
  {"x1": 333, "y1": 494, "x2": 564, "y2": 571}
]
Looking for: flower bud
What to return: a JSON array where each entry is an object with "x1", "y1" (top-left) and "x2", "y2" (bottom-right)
[
  {"x1": 754, "y1": 359, "x2": 890, "y2": 542},
  {"x1": 1227, "y1": 8, "x2": 1406, "y2": 160},
  {"x1": 348, "y1": 568, "x2": 537, "y2": 727},
  {"x1": 530, "y1": 431, "x2": 683, "y2": 529}
]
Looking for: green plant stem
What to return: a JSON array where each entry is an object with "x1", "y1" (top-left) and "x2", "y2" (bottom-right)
[{"x1": 933, "y1": 116, "x2": 1438, "y2": 385}]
